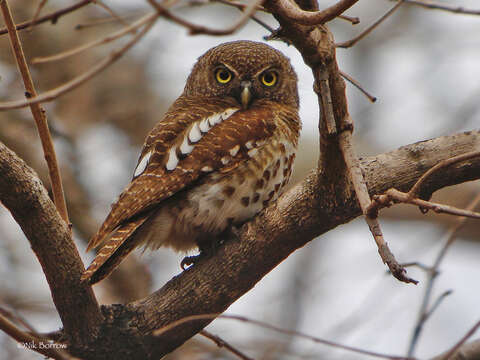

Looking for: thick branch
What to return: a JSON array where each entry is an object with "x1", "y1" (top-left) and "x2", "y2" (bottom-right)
[
  {"x1": 270, "y1": 0, "x2": 359, "y2": 25},
  {"x1": 88, "y1": 131, "x2": 479, "y2": 359},
  {"x1": 0, "y1": 142, "x2": 102, "y2": 346}
]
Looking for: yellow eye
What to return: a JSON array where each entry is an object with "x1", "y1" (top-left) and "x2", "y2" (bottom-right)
[
  {"x1": 215, "y1": 68, "x2": 232, "y2": 84},
  {"x1": 261, "y1": 71, "x2": 277, "y2": 87}
]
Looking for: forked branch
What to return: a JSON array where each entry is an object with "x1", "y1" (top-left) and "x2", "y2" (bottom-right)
[
  {"x1": 368, "y1": 151, "x2": 480, "y2": 219},
  {"x1": 267, "y1": 0, "x2": 416, "y2": 284}
]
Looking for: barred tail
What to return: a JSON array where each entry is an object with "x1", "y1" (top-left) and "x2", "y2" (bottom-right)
[{"x1": 81, "y1": 215, "x2": 149, "y2": 284}]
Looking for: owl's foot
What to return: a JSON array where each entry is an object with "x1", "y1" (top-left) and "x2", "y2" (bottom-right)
[
  {"x1": 180, "y1": 228, "x2": 242, "y2": 270},
  {"x1": 180, "y1": 254, "x2": 204, "y2": 270},
  {"x1": 180, "y1": 237, "x2": 223, "y2": 270}
]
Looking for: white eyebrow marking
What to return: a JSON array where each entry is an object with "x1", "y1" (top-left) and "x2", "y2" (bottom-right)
[
  {"x1": 188, "y1": 123, "x2": 202, "y2": 143},
  {"x1": 133, "y1": 150, "x2": 152, "y2": 177},
  {"x1": 180, "y1": 136, "x2": 194, "y2": 155},
  {"x1": 229, "y1": 145, "x2": 240, "y2": 157},
  {"x1": 166, "y1": 146, "x2": 179, "y2": 171}
]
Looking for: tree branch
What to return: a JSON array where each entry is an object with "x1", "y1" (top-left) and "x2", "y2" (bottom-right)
[
  {"x1": 1, "y1": 0, "x2": 69, "y2": 225},
  {"x1": 0, "y1": 312, "x2": 76, "y2": 360},
  {"x1": 397, "y1": 0, "x2": 480, "y2": 16},
  {"x1": 0, "y1": 0, "x2": 92, "y2": 36},
  {"x1": 0, "y1": 16, "x2": 157, "y2": 111},
  {"x1": 408, "y1": 194, "x2": 480, "y2": 356},
  {"x1": 0, "y1": 142, "x2": 102, "y2": 347},
  {"x1": 268, "y1": 0, "x2": 417, "y2": 283},
  {"x1": 269, "y1": 0, "x2": 359, "y2": 25}
]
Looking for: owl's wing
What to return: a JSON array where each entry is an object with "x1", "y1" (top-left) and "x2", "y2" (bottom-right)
[{"x1": 86, "y1": 98, "x2": 292, "y2": 252}]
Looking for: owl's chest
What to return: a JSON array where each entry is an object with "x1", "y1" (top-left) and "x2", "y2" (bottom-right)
[{"x1": 181, "y1": 138, "x2": 296, "y2": 236}]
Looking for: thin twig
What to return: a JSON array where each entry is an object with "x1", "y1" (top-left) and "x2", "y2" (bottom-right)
[
  {"x1": 340, "y1": 70, "x2": 377, "y2": 102},
  {"x1": 336, "y1": 0, "x2": 405, "y2": 48},
  {"x1": 397, "y1": 0, "x2": 480, "y2": 16},
  {"x1": 367, "y1": 152, "x2": 480, "y2": 219},
  {"x1": 203, "y1": 0, "x2": 277, "y2": 35},
  {"x1": 422, "y1": 290, "x2": 452, "y2": 321},
  {"x1": 407, "y1": 193, "x2": 480, "y2": 356},
  {"x1": 0, "y1": 306, "x2": 36, "y2": 333},
  {"x1": 200, "y1": 330, "x2": 254, "y2": 360},
  {"x1": 147, "y1": 0, "x2": 262, "y2": 35},
  {"x1": 371, "y1": 189, "x2": 480, "y2": 219},
  {"x1": 214, "y1": 0, "x2": 267, "y2": 13},
  {"x1": 0, "y1": 0, "x2": 92, "y2": 35},
  {"x1": 408, "y1": 151, "x2": 480, "y2": 199},
  {"x1": 155, "y1": 313, "x2": 413, "y2": 359},
  {"x1": 26, "y1": 0, "x2": 48, "y2": 32},
  {"x1": 1, "y1": 0, "x2": 70, "y2": 226},
  {"x1": 0, "y1": 16, "x2": 157, "y2": 110},
  {"x1": 253, "y1": 14, "x2": 276, "y2": 33},
  {"x1": 330, "y1": 85, "x2": 415, "y2": 284},
  {"x1": 0, "y1": 312, "x2": 75, "y2": 360},
  {"x1": 339, "y1": 122, "x2": 417, "y2": 284},
  {"x1": 338, "y1": 13, "x2": 359, "y2": 24},
  {"x1": 32, "y1": 12, "x2": 156, "y2": 64},
  {"x1": 272, "y1": 0, "x2": 359, "y2": 25},
  {"x1": 92, "y1": 0, "x2": 133, "y2": 29},
  {"x1": 74, "y1": 11, "x2": 147, "y2": 30}
]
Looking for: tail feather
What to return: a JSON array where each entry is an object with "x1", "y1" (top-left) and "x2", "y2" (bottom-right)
[{"x1": 82, "y1": 215, "x2": 149, "y2": 284}]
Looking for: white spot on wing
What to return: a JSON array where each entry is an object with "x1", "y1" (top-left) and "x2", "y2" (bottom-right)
[
  {"x1": 201, "y1": 165, "x2": 213, "y2": 172},
  {"x1": 245, "y1": 140, "x2": 254, "y2": 149},
  {"x1": 208, "y1": 113, "x2": 222, "y2": 126},
  {"x1": 180, "y1": 136, "x2": 194, "y2": 155},
  {"x1": 222, "y1": 108, "x2": 238, "y2": 120},
  {"x1": 134, "y1": 150, "x2": 152, "y2": 177},
  {"x1": 166, "y1": 146, "x2": 179, "y2": 171},
  {"x1": 199, "y1": 118, "x2": 211, "y2": 133},
  {"x1": 188, "y1": 123, "x2": 202, "y2": 143}
]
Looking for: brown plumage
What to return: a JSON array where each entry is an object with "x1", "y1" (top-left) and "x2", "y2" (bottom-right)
[{"x1": 82, "y1": 40, "x2": 301, "y2": 284}]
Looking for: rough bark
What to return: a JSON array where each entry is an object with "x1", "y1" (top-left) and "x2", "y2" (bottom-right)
[{"x1": 0, "y1": 142, "x2": 103, "y2": 346}]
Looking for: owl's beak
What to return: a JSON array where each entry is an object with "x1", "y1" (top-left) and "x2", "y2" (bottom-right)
[{"x1": 240, "y1": 81, "x2": 252, "y2": 109}]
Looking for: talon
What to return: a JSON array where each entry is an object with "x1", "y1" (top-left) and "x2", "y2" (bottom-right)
[{"x1": 180, "y1": 254, "x2": 202, "y2": 270}]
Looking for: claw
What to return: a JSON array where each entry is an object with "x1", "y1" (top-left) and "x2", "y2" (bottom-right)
[{"x1": 180, "y1": 254, "x2": 202, "y2": 270}]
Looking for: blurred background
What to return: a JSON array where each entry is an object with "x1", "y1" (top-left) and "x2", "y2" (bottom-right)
[{"x1": 0, "y1": 0, "x2": 479, "y2": 359}]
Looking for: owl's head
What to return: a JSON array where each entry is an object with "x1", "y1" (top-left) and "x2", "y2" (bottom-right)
[{"x1": 183, "y1": 40, "x2": 299, "y2": 110}]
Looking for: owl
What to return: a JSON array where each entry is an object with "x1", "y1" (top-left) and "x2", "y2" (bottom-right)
[{"x1": 82, "y1": 40, "x2": 300, "y2": 284}]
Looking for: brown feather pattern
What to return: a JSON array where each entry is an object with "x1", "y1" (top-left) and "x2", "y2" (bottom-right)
[{"x1": 82, "y1": 40, "x2": 300, "y2": 284}]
